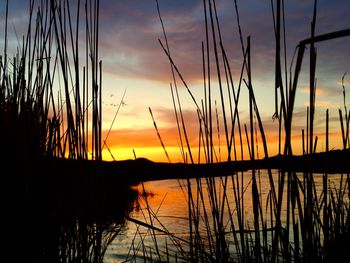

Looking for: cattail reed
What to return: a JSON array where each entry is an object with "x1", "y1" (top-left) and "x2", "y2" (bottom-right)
[
  {"x1": 126, "y1": 0, "x2": 350, "y2": 262},
  {"x1": 0, "y1": 1, "x2": 134, "y2": 262}
]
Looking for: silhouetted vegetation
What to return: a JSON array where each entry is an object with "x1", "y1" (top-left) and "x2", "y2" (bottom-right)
[
  {"x1": 125, "y1": 0, "x2": 350, "y2": 262},
  {"x1": 0, "y1": 0, "x2": 138, "y2": 262},
  {"x1": 1, "y1": 0, "x2": 350, "y2": 262}
]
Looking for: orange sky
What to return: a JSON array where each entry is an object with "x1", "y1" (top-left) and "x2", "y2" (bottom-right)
[
  {"x1": 97, "y1": 1, "x2": 349, "y2": 162},
  {"x1": 2, "y1": 1, "x2": 349, "y2": 162},
  {"x1": 101, "y1": 115, "x2": 344, "y2": 162}
]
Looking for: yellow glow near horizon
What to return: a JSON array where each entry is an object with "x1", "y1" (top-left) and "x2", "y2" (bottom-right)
[
  {"x1": 100, "y1": 129, "x2": 344, "y2": 163},
  {"x1": 102, "y1": 146, "x2": 184, "y2": 162}
]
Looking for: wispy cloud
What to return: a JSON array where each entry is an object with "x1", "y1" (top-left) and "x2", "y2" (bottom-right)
[
  {"x1": 303, "y1": 101, "x2": 341, "y2": 108},
  {"x1": 299, "y1": 85, "x2": 341, "y2": 98},
  {"x1": 2, "y1": 0, "x2": 350, "y2": 161}
]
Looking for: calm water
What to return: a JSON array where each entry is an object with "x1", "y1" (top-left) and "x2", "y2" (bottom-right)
[{"x1": 104, "y1": 170, "x2": 345, "y2": 262}]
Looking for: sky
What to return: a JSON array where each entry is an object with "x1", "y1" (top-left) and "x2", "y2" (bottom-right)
[{"x1": 1, "y1": 0, "x2": 350, "y2": 162}]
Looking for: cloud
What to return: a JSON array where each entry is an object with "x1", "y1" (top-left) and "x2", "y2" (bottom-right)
[
  {"x1": 97, "y1": 1, "x2": 206, "y2": 83},
  {"x1": 303, "y1": 101, "x2": 341, "y2": 109},
  {"x1": 299, "y1": 85, "x2": 341, "y2": 98},
  {"x1": 3, "y1": 1, "x2": 350, "y2": 160},
  {"x1": 4, "y1": 0, "x2": 350, "y2": 89}
]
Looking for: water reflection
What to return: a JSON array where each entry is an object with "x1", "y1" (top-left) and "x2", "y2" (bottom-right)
[
  {"x1": 2, "y1": 159, "x2": 138, "y2": 263},
  {"x1": 3, "y1": 163, "x2": 347, "y2": 262},
  {"x1": 105, "y1": 170, "x2": 346, "y2": 262}
]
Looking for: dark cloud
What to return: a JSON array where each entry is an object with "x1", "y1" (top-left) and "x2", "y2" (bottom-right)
[
  {"x1": 3, "y1": 0, "x2": 349, "y2": 86},
  {"x1": 102, "y1": 0, "x2": 350, "y2": 87}
]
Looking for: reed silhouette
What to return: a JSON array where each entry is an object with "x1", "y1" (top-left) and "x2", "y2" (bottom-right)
[
  {"x1": 124, "y1": 0, "x2": 350, "y2": 262},
  {"x1": 1, "y1": 0, "x2": 350, "y2": 262},
  {"x1": 0, "y1": 0, "x2": 138, "y2": 262}
]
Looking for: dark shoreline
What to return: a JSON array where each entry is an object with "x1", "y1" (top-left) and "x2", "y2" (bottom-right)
[{"x1": 45, "y1": 149, "x2": 350, "y2": 184}]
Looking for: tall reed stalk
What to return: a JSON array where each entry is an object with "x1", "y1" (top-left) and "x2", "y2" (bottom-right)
[
  {"x1": 127, "y1": 0, "x2": 350, "y2": 262},
  {"x1": 0, "y1": 1, "x2": 128, "y2": 262}
]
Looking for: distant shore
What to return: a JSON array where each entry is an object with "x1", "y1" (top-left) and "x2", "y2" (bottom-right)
[{"x1": 44, "y1": 149, "x2": 350, "y2": 184}]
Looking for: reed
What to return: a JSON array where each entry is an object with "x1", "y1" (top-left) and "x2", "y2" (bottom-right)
[
  {"x1": 2, "y1": 0, "x2": 349, "y2": 262},
  {"x1": 127, "y1": 0, "x2": 350, "y2": 262},
  {"x1": 0, "y1": 1, "x2": 139, "y2": 262}
]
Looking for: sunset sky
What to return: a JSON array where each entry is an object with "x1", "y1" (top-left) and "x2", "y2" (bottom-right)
[{"x1": 1, "y1": 0, "x2": 350, "y2": 162}]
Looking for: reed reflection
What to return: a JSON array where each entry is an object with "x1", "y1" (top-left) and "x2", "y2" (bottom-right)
[{"x1": 2, "y1": 158, "x2": 138, "y2": 263}]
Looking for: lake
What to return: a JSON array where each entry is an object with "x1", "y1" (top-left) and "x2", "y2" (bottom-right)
[{"x1": 104, "y1": 169, "x2": 346, "y2": 262}]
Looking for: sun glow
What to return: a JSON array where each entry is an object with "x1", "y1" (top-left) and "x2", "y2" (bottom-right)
[{"x1": 100, "y1": 127, "x2": 344, "y2": 162}]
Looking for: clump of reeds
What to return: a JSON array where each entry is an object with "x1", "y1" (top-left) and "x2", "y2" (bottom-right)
[
  {"x1": 0, "y1": 0, "x2": 134, "y2": 262},
  {"x1": 0, "y1": 0, "x2": 103, "y2": 162}
]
